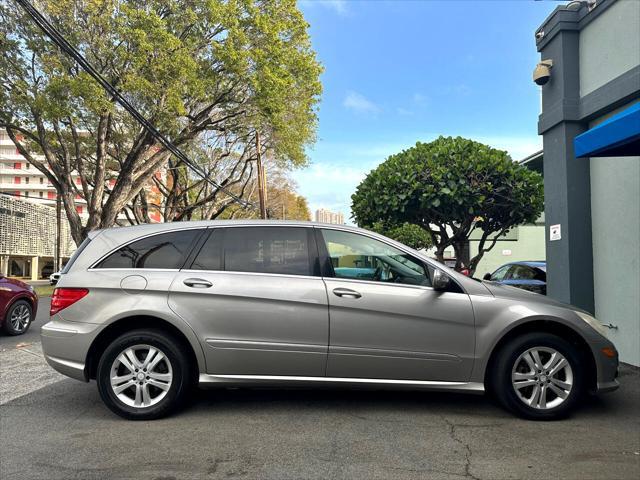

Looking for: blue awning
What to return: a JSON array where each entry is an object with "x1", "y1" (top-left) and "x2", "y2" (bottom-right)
[{"x1": 574, "y1": 102, "x2": 640, "y2": 158}]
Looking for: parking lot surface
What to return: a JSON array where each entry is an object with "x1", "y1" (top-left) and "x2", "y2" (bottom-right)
[{"x1": 1, "y1": 299, "x2": 638, "y2": 480}]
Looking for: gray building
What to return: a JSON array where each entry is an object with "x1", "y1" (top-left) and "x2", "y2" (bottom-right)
[
  {"x1": 0, "y1": 194, "x2": 75, "y2": 279},
  {"x1": 535, "y1": 0, "x2": 639, "y2": 365}
]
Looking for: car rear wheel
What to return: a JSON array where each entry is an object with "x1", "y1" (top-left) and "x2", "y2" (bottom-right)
[
  {"x1": 490, "y1": 332, "x2": 585, "y2": 420},
  {"x1": 97, "y1": 329, "x2": 192, "y2": 420},
  {"x1": 3, "y1": 300, "x2": 33, "y2": 335}
]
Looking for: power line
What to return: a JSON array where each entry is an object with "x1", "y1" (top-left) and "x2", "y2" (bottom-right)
[{"x1": 13, "y1": 0, "x2": 259, "y2": 212}]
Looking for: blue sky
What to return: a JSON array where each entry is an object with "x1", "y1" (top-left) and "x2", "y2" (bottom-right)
[{"x1": 293, "y1": 0, "x2": 558, "y2": 221}]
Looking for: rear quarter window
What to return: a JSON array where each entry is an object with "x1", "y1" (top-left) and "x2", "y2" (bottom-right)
[{"x1": 95, "y1": 229, "x2": 202, "y2": 269}]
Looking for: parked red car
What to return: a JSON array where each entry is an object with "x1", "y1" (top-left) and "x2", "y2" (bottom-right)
[{"x1": 0, "y1": 274, "x2": 38, "y2": 335}]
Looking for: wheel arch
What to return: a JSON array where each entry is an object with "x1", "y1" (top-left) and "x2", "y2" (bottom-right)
[
  {"x1": 483, "y1": 319, "x2": 597, "y2": 394},
  {"x1": 85, "y1": 315, "x2": 204, "y2": 382},
  {"x1": 1, "y1": 294, "x2": 37, "y2": 325}
]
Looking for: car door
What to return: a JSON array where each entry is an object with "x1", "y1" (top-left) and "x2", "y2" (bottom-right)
[
  {"x1": 168, "y1": 226, "x2": 329, "y2": 377},
  {"x1": 318, "y1": 228, "x2": 475, "y2": 382}
]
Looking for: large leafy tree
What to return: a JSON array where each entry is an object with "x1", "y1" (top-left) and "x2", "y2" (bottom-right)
[
  {"x1": 369, "y1": 222, "x2": 433, "y2": 251},
  {"x1": 352, "y1": 136, "x2": 544, "y2": 274},
  {"x1": 0, "y1": 0, "x2": 322, "y2": 244}
]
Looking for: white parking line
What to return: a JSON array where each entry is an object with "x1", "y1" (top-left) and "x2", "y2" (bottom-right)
[{"x1": 0, "y1": 342, "x2": 65, "y2": 405}]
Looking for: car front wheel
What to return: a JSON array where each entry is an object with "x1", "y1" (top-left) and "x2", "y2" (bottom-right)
[
  {"x1": 97, "y1": 329, "x2": 192, "y2": 420},
  {"x1": 491, "y1": 332, "x2": 586, "y2": 420}
]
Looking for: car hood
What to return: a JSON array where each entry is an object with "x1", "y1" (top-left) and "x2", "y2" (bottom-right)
[
  {"x1": 1, "y1": 276, "x2": 30, "y2": 289},
  {"x1": 481, "y1": 281, "x2": 571, "y2": 309}
]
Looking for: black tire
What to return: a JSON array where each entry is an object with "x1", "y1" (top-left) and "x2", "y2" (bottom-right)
[
  {"x1": 490, "y1": 332, "x2": 586, "y2": 420},
  {"x1": 97, "y1": 329, "x2": 192, "y2": 420},
  {"x1": 2, "y1": 300, "x2": 33, "y2": 336}
]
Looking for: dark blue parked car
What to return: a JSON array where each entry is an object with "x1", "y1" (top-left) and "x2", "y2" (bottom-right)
[{"x1": 483, "y1": 261, "x2": 547, "y2": 295}]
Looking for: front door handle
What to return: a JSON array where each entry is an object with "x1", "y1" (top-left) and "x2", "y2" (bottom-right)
[
  {"x1": 333, "y1": 287, "x2": 361, "y2": 298},
  {"x1": 183, "y1": 278, "x2": 213, "y2": 288}
]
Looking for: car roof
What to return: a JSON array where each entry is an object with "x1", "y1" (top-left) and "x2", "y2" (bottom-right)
[{"x1": 510, "y1": 261, "x2": 546, "y2": 267}]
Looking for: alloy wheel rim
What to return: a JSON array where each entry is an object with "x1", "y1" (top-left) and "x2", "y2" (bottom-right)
[
  {"x1": 109, "y1": 344, "x2": 173, "y2": 408},
  {"x1": 511, "y1": 346, "x2": 573, "y2": 410},
  {"x1": 10, "y1": 304, "x2": 31, "y2": 332}
]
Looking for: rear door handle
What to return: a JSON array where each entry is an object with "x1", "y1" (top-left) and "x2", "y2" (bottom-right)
[
  {"x1": 183, "y1": 278, "x2": 213, "y2": 288},
  {"x1": 333, "y1": 287, "x2": 361, "y2": 298}
]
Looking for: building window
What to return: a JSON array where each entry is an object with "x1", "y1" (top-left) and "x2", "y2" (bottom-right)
[
  {"x1": 13, "y1": 162, "x2": 20, "y2": 169},
  {"x1": 39, "y1": 192, "x2": 43, "y2": 198},
  {"x1": 47, "y1": 191, "x2": 55, "y2": 199},
  {"x1": 25, "y1": 191, "x2": 29, "y2": 197},
  {"x1": 39, "y1": 177, "x2": 43, "y2": 184},
  {"x1": 25, "y1": 177, "x2": 29, "y2": 184},
  {"x1": 14, "y1": 176, "x2": 20, "y2": 184},
  {"x1": 76, "y1": 206, "x2": 83, "y2": 214}
]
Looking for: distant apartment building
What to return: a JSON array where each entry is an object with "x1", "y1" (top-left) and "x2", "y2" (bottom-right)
[
  {"x1": 0, "y1": 130, "x2": 163, "y2": 222},
  {"x1": 0, "y1": 129, "x2": 164, "y2": 278},
  {"x1": 315, "y1": 208, "x2": 344, "y2": 225}
]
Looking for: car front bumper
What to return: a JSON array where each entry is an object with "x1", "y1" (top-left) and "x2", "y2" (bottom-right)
[{"x1": 593, "y1": 340, "x2": 620, "y2": 394}]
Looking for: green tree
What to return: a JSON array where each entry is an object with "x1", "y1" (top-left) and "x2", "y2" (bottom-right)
[
  {"x1": 0, "y1": 0, "x2": 322, "y2": 244},
  {"x1": 352, "y1": 136, "x2": 544, "y2": 274},
  {"x1": 369, "y1": 222, "x2": 433, "y2": 251}
]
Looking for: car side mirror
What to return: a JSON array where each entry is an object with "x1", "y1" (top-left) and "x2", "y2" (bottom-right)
[
  {"x1": 483, "y1": 273, "x2": 491, "y2": 280},
  {"x1": 432, "y1": 269, "x2": 451, "y2": 291}
]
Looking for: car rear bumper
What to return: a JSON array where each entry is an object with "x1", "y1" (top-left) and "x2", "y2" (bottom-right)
[{"x1": 41, "y1": 318, "x2": 102, "y2": 382}]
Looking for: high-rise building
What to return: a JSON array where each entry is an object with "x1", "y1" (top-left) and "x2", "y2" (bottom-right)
[
  {"x1": 315, "y1": 208, "x2": 344, "y2": 225},
  {"x1": 0, "y1": 129, "x2": 162, "y2": 222}
]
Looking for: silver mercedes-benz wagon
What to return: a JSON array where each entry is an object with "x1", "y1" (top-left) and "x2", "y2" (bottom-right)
[{"x1": 41, "y1": 221, "x2": 619, "y2": 420}]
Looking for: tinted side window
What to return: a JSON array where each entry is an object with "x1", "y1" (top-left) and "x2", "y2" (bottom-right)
[
  {"x1": 223, "y1": 227, "x2": 312, "y2": 276},
  {"x1": 510, "y1": 265, "x2": 536, "y2": 280},
  {"x1": 96, "y1": 230, "x2": 201, "y2": 269},
  {"x1": 190, "y1": 230, "x2": 223, "y2": 271},
  {"x1": 320, "y1": 229, "x2": 430, "y2": 287},
  {"x1": 491, "y1": 265, "x2": 511, "y2": 281}
]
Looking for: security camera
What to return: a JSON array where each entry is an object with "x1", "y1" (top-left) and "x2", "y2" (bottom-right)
[{"x1": 533, "y1": 60, "x2": 553, "y2": 86}]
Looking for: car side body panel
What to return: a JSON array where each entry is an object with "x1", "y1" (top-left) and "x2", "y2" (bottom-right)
[
  {"x1": 324, "y1": 278, "x2": 475, "y2": 381},
  {"x1": 168, "y1": 270, "x2": 329, "y2": 376}
]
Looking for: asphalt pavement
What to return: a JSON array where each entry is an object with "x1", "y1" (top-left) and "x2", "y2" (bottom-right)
[{"x1": 0, "y1": 298, "x2": 638, "y2": 480}]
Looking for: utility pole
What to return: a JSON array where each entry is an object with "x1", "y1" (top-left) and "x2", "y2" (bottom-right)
[
  {"x1": 55, "y1": 195, "x2": 61, "y2": 272},
  {"x1": 255, "y1": 131, "x2": 268, "y2": 219}
]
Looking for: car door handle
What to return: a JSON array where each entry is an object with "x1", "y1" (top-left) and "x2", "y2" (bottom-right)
[
  {"x1": 333, "y1": 287, "x2": 361, "y2": 298},
  {"x1": 183, "y1": 278, "x2": 213, "y2": 288}
]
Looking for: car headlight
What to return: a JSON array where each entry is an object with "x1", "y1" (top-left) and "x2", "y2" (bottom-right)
[{"x1": 575, "y1": 310, "x2": 609, "y2": 338}]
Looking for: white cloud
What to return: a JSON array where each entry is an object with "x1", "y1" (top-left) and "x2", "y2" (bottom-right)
[
  {"x1": 292, "y1": 162, "x2": 374, "y2": 223},
  {"x1": 413, "y1": 93, "x2": 429, "y2": 105},
  {"x1": 343, "y1": 91, "x2": 380, "y2": 115},
  {"x1": 293, "y1": 134, "x2": 542, "y2": 224},
  {"x1": 439, "y1": 84, "x2": 472, "y2": 96},
  {"x1": 472, "y1": 135, "x2": 542, "y2": 161},
  {"x1": 396, "y1": 107, "x2": 413, "y2": 116},
  {"x1": 300, "y1": 0, "x2": 349, "y2": 16}
]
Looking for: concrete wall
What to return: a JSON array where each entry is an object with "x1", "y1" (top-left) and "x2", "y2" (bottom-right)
[
  {"x1": 588, "y1": 101, "x2": 640, "y2": 366},
  {"x1": 579, "y1": 0, "x2": 640, "y2": 96},
  {"x1": 471, "y1": 224, "x2": 546, "y2": 278}
]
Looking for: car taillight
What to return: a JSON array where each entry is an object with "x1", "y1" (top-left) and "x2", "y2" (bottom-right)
[{"x1": 50, "y1": 288, "x2": 89, "y2": 316}]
